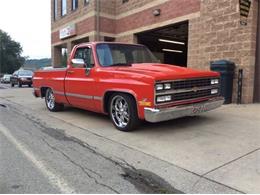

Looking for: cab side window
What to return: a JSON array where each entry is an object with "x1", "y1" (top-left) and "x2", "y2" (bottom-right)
[{"x1": 73, "y1": 47, "x2": 94, "y2": 68}]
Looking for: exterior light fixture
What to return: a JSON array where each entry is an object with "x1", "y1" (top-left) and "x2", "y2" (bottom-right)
[
  {"x1": 159, "y1": 39, "x2": 185, "y2": 45},
  {"x1": 153, "y1": 9, "x2": 161, "y2": 16},
  {"x1": 162, "y1": 49, "x2": 183, "y2": 53}
]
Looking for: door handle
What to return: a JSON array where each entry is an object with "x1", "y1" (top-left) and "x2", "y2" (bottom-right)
[{"x1": 67, "y1": 70, "x2": 74, "y2": 74}]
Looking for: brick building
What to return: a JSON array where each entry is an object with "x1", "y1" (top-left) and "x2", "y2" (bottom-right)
[{"x1": 51, "y1": 0, "x2": 259, "y2": 103}]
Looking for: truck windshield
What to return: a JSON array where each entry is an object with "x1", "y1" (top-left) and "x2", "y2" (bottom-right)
[{"x1": 96, "y1": 43, "x2": 159, "y2": 67}]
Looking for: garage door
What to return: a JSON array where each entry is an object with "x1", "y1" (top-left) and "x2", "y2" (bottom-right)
[{"x1": 136, "y1": 21, "x2": 188, "y2": 67}]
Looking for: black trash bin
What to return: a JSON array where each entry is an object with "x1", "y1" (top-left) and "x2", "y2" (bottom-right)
[{"x1": 210, "y1": 60, "x2": 235, "y2": 104}]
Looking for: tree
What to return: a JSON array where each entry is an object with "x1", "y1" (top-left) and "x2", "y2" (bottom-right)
[{"x1": 0, "y1": 29, "x2": 25, "y2": 74}]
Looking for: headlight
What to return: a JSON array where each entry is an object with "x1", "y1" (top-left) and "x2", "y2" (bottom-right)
[
  {"x1": 156, "y1": 84, "x2": 164, "y2": 91},
  {"x1": 157, "y1": 95, "x2": 172, "y2": 103},
  {"x1": 211, "y1": 78, "x2": 219, "y2": 85},
  {"x1": 156, "y1": 83, "x2": 172, "y2": 90},
  {"x1": 164, "y1": 83, "x2": 171, "y2": 90},
  {"x1": 211, "y1": 89, "x2": 218, "y2": 94}
]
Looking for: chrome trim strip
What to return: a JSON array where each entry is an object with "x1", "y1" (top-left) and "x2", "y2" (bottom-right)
[
  {"x1": 54, "y1": 91, "x2": 103, "y2": 101},
  {"x1": 93, "y1": 96, "x2": 102, "y2": 101},
  {"x1": 40, "y1": 68, "x2": 67, "y2": 72},
  {"x1": 156, "y1": 85, "x2": 219, "y2": 96},
  {"x1": 65, "y1": 92, "x2": 92, "y2": 100},
  {"x1": 53, "y1": 91, "x2": 65, "y2": 96}
]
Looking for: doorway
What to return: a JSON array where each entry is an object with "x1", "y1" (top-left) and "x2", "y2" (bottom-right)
[{"x1": 136, "y1": 21, "x2": 189, "y2": 67}]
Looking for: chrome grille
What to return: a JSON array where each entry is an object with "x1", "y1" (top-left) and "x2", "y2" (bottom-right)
[
  {"x1": 172, "y1": 89, "x2": 212, "y2": 101},
  {"x1": 172, "y1": 78, "x2": 211, "y2": 90},
  {"x1": 155, "y1": 77, "x2": 220, "y2": 104}
]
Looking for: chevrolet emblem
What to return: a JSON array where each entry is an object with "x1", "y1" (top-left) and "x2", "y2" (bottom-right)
[{"x1": 192, "y1": 87, "x2": 199, "y2": 92}]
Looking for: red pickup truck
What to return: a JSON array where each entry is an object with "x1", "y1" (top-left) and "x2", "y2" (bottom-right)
[{"x1": 33, "y1": 42, "x2": 224, "y2": 131}]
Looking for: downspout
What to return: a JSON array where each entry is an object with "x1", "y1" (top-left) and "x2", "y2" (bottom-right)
[
  {"x1": 96, "y1": 0, "x2": 100, "y2": 41},
  {"x1": 254, "y1": 0, "x2": 260, "y2": 102}
]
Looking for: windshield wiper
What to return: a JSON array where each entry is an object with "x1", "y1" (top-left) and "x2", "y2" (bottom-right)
[{"x1": 109, "y1": 63, "x2": 132, "y2": 67}]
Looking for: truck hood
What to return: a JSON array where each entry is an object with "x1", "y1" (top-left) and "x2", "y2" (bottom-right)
[{"x1": 111, "y1": 63, "x2": 219, "y2": 81}]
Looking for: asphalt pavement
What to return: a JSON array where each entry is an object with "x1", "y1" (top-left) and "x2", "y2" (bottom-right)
[
  {"x1": 0, "y1": 83, "x2": 180, "y2": 193},
  {"x1": 1, "y1": 83, "x2": 260, "y2": 193}
]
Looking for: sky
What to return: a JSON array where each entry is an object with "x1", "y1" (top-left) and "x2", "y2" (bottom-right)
[{"x1": 0, "y1": 0, "x2": 51, "y2": 59}]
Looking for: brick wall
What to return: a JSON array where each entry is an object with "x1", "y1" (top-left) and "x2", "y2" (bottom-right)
[
  {"x1": 51, "y1": 0, "x2": 258, "y2": 103},
  {"x1": 51, "y1": 0, "x2": 96, "y2": 30},
  {"x1": 188, "y1": 0, "x2": 258, "y2": 103}
]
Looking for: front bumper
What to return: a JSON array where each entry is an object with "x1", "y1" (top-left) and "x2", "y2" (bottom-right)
[{"x1": 144, "y1": 97, "x2": 224, "y2": 123}]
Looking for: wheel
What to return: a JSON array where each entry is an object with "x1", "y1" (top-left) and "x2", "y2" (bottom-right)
[
  {"x1": 45, "y1": 88, "x2": 64, "y2": 112},
  {"x1": 18, "y1": 81, "x2": 22, "y2": 88},
  {"x1": 11, "y1": 83, "x2": 14, "y2": 87},
  {"x1": 109, "y1": 93, "x2": 140, "y2": 131},
  {"x1": 28, "y1": 84, "x2": 32, "y2": 87}
]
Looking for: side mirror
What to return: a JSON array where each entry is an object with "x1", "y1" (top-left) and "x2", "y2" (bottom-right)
[{"x1": 71, "y1": 59, "x2": 86, "y2": 68}]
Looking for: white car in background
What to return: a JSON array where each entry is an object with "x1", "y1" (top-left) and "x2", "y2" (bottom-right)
[{"x1": 0, "y1": 74, "x2": 12, "y2": 83}]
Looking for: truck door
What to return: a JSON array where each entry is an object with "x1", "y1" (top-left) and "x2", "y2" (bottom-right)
[{"x1": 65, "y1": 46, "x2": 96, "y2": 111}]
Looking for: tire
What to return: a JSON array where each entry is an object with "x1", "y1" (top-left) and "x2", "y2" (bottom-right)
[
  {"x1": 28, "y1": 84, "x2": 32, "y2": 87},
  {"x1": 18, "y1": 81, "x2": 22, "y2": 88},
  {"x1": 11, "y1": 83, "x2": 14, "y2": 87},
  {"x1": 45, "y1": 88, "x2": 64, "y2": 112},
  {"x1": 109, "y1": 93, "x2": 140, "y2": 132}
]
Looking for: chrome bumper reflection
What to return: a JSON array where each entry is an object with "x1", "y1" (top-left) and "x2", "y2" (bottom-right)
[{"x1": 144, "y1": 97, "x2": 224, "y2": 123}]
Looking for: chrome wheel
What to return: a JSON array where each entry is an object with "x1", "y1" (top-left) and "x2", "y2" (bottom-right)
[
  {"x1": 110, "y1": 95, "x2": 130, "y2": 128},
  {"x1": 46, "y1": 89, "x2": 55, "y2": 110}
]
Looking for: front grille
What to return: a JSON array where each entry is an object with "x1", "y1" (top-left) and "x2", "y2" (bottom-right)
[
  {"x1": 172, "y1": 89, "x2": 211, "y2": 101},
  {"x1": 155, "y1": 77, "x2": 220, "y2": 104},
  {"x1": 172, "y1": 78, "x2": 211, "y2": 90}
]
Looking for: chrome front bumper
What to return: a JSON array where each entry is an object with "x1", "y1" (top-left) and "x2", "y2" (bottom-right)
[{"x1": 144, "y1": 97, "x2": 224, "y2": 123}]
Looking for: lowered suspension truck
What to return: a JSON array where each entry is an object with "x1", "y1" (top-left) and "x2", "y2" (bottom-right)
[{"x1": 33, "y1": 42, "x2": 224, "y2": 131}]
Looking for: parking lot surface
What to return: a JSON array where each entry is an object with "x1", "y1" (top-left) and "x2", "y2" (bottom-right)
[{"x1": 1, "y1": 84, "x2": 260, "y2": 193}]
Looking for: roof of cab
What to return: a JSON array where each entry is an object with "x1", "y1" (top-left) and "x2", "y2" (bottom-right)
[{"x1": 75, "y1": 41, "x2": 144, "y2": 47}]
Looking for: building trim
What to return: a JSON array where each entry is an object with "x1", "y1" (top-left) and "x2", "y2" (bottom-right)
[
  {"x1": 115, "y1": 12, "x2": 200, "y2": 38},
  {"x1": 115, "y1": 0, "x2": 170, "y2": 19},
  {"x1": 51, "y1": 12, "x2": 200, "y2": 46},
  {"x1": 51, "y1": 0, "x2": 171, "y2": 33},
  {"x1": 52, "y1": 31, "x2": 116, "y2": 46}
]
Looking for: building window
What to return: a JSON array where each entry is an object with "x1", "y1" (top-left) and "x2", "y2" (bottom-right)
[
  {"x1": 53, "y1": 0, "x2": 58, "y2": 20},
  {"x1": 61, "y1": 0, "x2": 67, "y2": 16},
  {"x1": 72, "y1": 0, "x2": 78, "y2": 11},
  {"x1": 84, "y1": 0, "x2": 90, "y2": 6}
]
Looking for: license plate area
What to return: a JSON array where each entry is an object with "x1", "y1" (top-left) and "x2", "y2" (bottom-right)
[{"x1": 192, "y1": 104, "x2": 207, "y2": 114}]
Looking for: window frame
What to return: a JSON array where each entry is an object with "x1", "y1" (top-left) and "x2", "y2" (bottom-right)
[
  {"x1": 53, "y1": 0, "x2": 58, "y2": 20},
  {"x1": 61, "y1": 0, "x2": 67, "y2": 17},
  {"x1": 84, "y1": 0, "x2": 90, "y2": 6},
  {"x1": 73, "y1": 46, "x2": 95, "y2": 68},
  {"x1": 71, "y1": 0, "x2": 78, "y2": 11}
]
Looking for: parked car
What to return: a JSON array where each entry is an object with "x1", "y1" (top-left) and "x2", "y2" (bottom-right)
[
  {"x1": 0, "y1": 74, "x2": 12, "y2": 83},
  {"x1": 10, "y1": 70, "x2": 33, "y2": 87},
  {"x1": 33, "y1": 42, "x2": 224, "y2": 131}
]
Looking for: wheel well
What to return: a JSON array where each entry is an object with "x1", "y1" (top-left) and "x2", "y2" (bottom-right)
[
  {"x1": 103, "y1": 91, "x2": 137, "y2": 114},
  {"x1": 40, "y1": 87, "x2": 49, "y2": 98}
]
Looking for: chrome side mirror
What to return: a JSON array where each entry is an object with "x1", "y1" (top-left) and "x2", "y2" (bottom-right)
[{"x1": 71, "y1": 58, "x2": 86, "y2": 67}]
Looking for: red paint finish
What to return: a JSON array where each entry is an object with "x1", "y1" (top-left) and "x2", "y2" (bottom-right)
[{"x1": 33, "y1": 42, "x2": 219, "y2": 120}]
